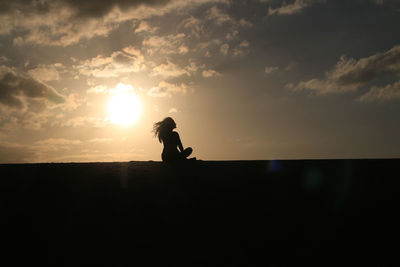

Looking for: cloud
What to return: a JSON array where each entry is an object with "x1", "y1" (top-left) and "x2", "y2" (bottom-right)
[
  {"x1": 220, "y1": 43, "x2": 229, "y2": 55},
  {"x1": 239, "y1": 18, "x2": 253, "y2": 27},
  {"x1": 76, "y1": 46, "x2": 145, "y2": 77},
  {"x1": 28, "y1": 64, "x2": 63, "y2": 81},
  {"x1": 186, "y1": 62, "x2": 202, "y2": 73},
  {"x1": 142, "y1": 33, "x2": 186, "y2": 55},
  {"x1": 197, "y1": 38, "x2": 223, "y2": 51},
  {"x1": 0, "y1": 0, "x2": 227, "y2": 46},
  {"x1": 240, "y1": 40, "x2": 250, "y2": 48},
  {"x1": 296, "y1": 45, "x2": 400, "y2": 95},
  {"x1": 178, "y1": 45, "x2": 189, "y2": 54},
  {"x1": 358, "y1": 81, "x2": 400, "y2": 102},
  {"x1": 35, "y1": 138, "x2": 82, "y2": 146},
  {"x1": 86, "y1": 85, "x2": 109, "y2": 94},
  {"x1": 59, "y1": 93, "x2": 83, "y2": 111},
  {"x1": 4, "y1": 5, "x2": 116, "y2": 46},
  {"x1": 232, "y1": 40, "x2": 250, "y2": 56},
  {"x1": 86, "y1": 83, "x2": 138, "y2": 97},
  {"x1": 13, "y1": 37, "x2": 24, "y2": 46},
  {"x1": 0, "y1": 0, "x2": 171, "y2": 19},
  {"x1": 0, "y1": 137, "x2": 143, "y2": 163},
  {"x1": 0, "y1": 108, "x2": 53, "y2": 131},
  {"x1": 206, "y1": 6, "x2": 234, "y2": 25},
  {"x1": 60, "y1": 116, "x2": 108, "y2": 128},
  {"x1": 0, "y1": 66, "x2": 65, "y2": 109},
  {"x1": 32, "y1": 138, "x2": 86, "y2": 157},
  {"x1": 148, "y1": 81, "x2": 187, "y2": 97},
  {"x1": 89, "y1": 138, "x2": 113, "y2": 143},
  {"x1": 202, "y1": 69, "x2": 221, "y2": 78},
  {"x1": 226, "y1": 30, "x2": 239, "y2": 40},
  {"x1": 182, "y1": 16, "x2": 201, "y2": 28},
  {"x1": 264, "y1": 66, "x2": 279, "y2": 74},
  {"x1": 285, "y1": 83, "x2": 294, "y2": 89},
  {"x1": 0, "y1": 142, "x2": 38, "y2": 163},
  {"x1": 151, "y1": 61, "x2": 189, "y2": 78},
  {"x1": 135, "y1": 20, "x2": 159, "y2": 33},
  {"x1": 181, "y1": 16, "x2": 203, "y2": 38},
  {"x1": 268, "y1": 0, "x2": 325, "y2": 16}
]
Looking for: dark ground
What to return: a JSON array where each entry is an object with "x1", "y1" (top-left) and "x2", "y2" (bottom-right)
[{"x1": 1, "y1": 159, "x2": 399, "y2": 266}]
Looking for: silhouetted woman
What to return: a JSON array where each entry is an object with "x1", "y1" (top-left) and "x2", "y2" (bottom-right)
[{"x1": 153, "y1": 117, "x2": 193, "y2": 162}]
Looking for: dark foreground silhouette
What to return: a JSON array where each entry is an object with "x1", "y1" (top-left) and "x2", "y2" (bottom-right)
[{"x1": 2, "y1": 159, "x2": 399, "y2": 266}]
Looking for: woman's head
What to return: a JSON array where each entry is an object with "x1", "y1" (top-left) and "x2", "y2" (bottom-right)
[{"x1": 153, "y1": 117, "x2": 176, "y2": 142}]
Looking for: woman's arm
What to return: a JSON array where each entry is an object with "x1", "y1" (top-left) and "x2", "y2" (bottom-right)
[{"x1": 175, "y1": 132, "x2": 184, "y2": 152}]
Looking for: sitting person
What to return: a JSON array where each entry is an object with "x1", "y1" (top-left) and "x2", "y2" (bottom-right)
[{"x1": 153, "y1": 117, "x2": 193, "y2": 162}]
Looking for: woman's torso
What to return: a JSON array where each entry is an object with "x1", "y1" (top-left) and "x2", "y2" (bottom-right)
[{"x1": 161, "y1": 132, "x2": 180, "y2": 160}]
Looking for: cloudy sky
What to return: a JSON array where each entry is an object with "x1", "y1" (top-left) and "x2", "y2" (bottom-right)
[{"x1": 1, "y1": 0, "x2": 400, "y2": 163}]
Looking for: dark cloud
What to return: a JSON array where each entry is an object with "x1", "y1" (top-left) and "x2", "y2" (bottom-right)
[
  {"x1": 0, "y1": 66, "x2": 65, "y2": 109},
  {"x1": 358, "y1": 80, "x2": 400, "y2": 102},
  {"x1": 335, "y1": 45, "x2": 400, "y2": 86},
  {"x1": 0, "y1": 0, "x2": 49, "y2": 14},
  {"x1": 296, "y1": 45, "x2": 400, "y2": 94},
  {"x1": 0, "y1": 0, "x2": 170, "y2": 17},
  {"x1": 64, "y1": 0, "x2": 170, "y2": 18},
  {"x1": 265, "y1": 0, "x2": 326, "y2": 15},
  {"x1": 0, "y1": 0, "x2": 224, "y2": 45}
]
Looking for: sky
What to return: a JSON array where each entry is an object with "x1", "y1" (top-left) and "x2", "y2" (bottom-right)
[{"x1": 1, "y1": 0, "x2": 400, "y2": 163}]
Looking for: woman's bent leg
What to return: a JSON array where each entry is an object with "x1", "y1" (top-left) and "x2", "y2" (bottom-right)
[{"x1": 181, "y1": 147, "x2": 192, "y2": 159}]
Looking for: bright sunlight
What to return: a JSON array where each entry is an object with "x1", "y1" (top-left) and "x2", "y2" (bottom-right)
[{"x1": 107, "y1": 83, "x2": 141, "y2": 126}]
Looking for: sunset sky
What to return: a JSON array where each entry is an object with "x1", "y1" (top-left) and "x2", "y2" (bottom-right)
[{"x1": 1, "y1": 0, "x2": 400, "y2": 163}]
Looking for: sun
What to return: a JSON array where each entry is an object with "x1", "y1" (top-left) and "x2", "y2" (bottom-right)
[{"x1": 107, "y1": 85, "x2": 141, "y2": 126}]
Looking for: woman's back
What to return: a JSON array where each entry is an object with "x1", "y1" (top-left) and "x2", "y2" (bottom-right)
[
  {"x1": 161, "y1": 132, "x2": 181, "y2": 161},
  {"x1": 162, "y1": 131, "x2": 179, "y2": 151}
]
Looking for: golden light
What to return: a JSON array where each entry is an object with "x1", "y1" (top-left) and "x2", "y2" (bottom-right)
[{"x1": 107, "y1": 84, "x2": 141, "y2": 126}]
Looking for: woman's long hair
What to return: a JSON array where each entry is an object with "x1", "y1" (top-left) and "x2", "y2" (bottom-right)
[{"x1": 153, "y1": 117, "x2": 175, "y2": 143}]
